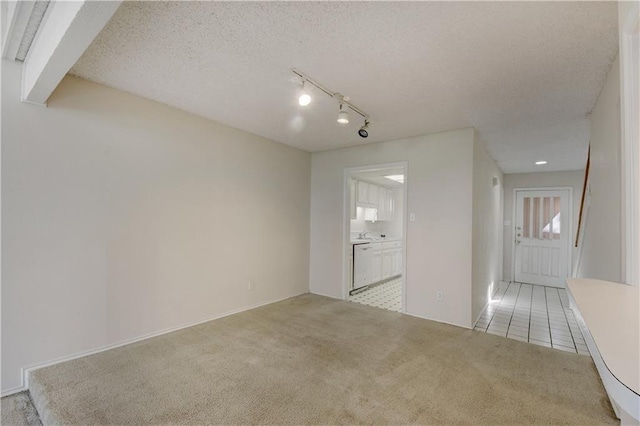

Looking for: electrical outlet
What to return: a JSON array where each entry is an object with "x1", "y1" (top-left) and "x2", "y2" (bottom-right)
[
  {"x1": 436, "y1": 291, "x2": 444, "y2": 301},
  {"x1": 248, "y1": 280, "x2": 254, "y2": 291}
]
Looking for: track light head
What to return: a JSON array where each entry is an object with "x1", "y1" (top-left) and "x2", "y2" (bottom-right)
[
  {"x1": 292, "y1": 70, "x2": 370, "y2": 130},
  {"x1": 358, "y1": 120, "x2": 369, "y2": 138},
  {"x1": 298, "y1": 93, "x2": 311, "y2": 106},
  {"x1": 337, "y1": 104, "x2": 349, "y2": 124},
  {"x1": 298, "y1": 80, "x2": 311, "y2": 106}
]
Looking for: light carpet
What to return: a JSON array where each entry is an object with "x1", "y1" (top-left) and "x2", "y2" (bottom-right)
[
  {"x1": 28, "y1": 294, "x2": 616, "y2": 425},
  {"x1": 1, "y1": 391, "x2": 43, "y2": 426}
]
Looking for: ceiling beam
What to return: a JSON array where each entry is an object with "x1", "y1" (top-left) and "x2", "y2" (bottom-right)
[{"x1": 21, "y1": 0, "x2": 121, "y2": 105}]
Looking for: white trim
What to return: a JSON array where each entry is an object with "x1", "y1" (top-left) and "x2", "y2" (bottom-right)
[
  {"x1": 620, "y1": 0, "x2": 640, "y2": 287},
  {"x1": 1, "y1": 1, "x2": 36, "y2": 60},
  {"x1": 511, "y1": 187, "x2": 574, "y2": 286},
  {"x1": 1, "y1": 291, "x2": 307, "y2": 397},
  {"x1": 404, "y1": 311, "x2": 472, "y2": 331},
  {"x1": 1, "y1": 386, "x2": 26, "y2": 398},
  {"x1": 20, "y1": 97, "x2": 47, "y2": 108},
  {"x1": 473, "y1": 302, "x2": 489, "y2": 328},
  {"x1": 21, "y1": 0, "x2": 121, "y2": 104},
  {"x1": 341, "y1": 161, "x2": 408, "y2": 312},
  {"x1": 472, "y1": 283, "x2": 500, "y2": 328},
  {"x1": 308, "y1": 290, "x2": 341, "y2": 300}
]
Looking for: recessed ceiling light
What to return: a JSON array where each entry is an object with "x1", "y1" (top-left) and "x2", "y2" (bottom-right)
[
  {"x1": 535, "y1": 160, "x2": 547, "y2": 165},
  {"x1": 384, "y1": 175, "x2": 404, "y2": 183}
]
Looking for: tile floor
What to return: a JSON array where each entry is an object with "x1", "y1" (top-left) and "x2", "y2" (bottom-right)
[
  {"x1": 349, "y1": 278, "x2": 402, "y2": 312},
  {"x1": 475, "y1": 281, "x2": 589, "y2": 355}
]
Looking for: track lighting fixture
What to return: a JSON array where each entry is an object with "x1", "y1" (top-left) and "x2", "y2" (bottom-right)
[
  {"x1": 337, "y1": 104, "x2": 349, "y2": 124},
  {"x1": 358, "y1": 120, "x2": 369, "y2": 138},
  {"x1": 292, "y1": 69, "x2": 371, "y2": 136},
  {"x1": 298, "y1": 80, "x2": 311, "y2": 106}
]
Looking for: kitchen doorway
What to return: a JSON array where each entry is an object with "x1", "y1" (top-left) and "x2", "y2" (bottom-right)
[{"x1": 343, "y1": 162, "x2": 407, "y2": 312}]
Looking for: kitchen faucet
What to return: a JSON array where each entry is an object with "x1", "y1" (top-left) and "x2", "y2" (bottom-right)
[{"x1": 358, "y1": 231, "x2": 369, "y2": 239}]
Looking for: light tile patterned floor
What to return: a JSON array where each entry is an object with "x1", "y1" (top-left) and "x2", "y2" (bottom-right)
[
  {"x1": 475, "y1": 281, "x2": 589, "y2": 355},
  {"x1": 349, "y1": 278, "x2": 402, "y2": 312}
]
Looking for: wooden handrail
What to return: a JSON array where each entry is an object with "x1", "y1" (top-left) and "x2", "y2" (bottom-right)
[{"x1": 575, "y1": 146, "x2": 590, "y2": 247}]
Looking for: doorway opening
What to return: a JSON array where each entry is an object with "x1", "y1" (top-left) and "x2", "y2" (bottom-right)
[
  {"x1": 343, "y1": 162, "x2": 407, "y2": 312},
  {"x1": 513, "y1": 188, "x2": 573, "y2": 288}
]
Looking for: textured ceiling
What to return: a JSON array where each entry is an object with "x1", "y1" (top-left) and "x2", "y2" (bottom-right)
[{"x1": 70, "y1": 2, "x2": 618, "y2": 173}]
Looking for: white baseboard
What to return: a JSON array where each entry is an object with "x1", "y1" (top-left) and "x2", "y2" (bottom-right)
[
  {"x1": 473, "y1": 305, "x2": 488, "y2": 328},
  {"x1": 2, "y1": 291, "x2": 308, "y2": 397},
  {"x1": 1, "y1": 386, "x2": 27, "y2": 397},
  {"x1": 309, "y1": 290, "x2": 342, "y2": 300},
  {"x1": 311, "y1": 290, "x2": 472, "y2": 330},
  {"x1": 404, "y1": 311, "x2": 472, "y2": 330},
  {"x1": 472, "y1": 284, "x2": 500, "y2": 328}
]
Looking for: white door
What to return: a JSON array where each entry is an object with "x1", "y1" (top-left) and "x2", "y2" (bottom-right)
[{"x1": 514, "y1": 189, "x2": 570, "y2": 287}]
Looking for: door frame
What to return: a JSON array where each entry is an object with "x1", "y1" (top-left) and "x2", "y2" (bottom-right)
[
  {"x1": 342, "y1": 161, "x2": 408, "y2": 312},
  {"x1": 511, "y1": 186, "x2": 573, "y2": 284},
  {"x1": 620, "y1": 1, "x2": 640, "y2": 287}
]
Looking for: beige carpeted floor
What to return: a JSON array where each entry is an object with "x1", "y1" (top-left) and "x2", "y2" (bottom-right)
[
  {"x1": 1, "y1": 391, "x2": 43, "y2": 426},
  {"x1": 28, "y1": 294, "x2": 616, "y2": 425}
]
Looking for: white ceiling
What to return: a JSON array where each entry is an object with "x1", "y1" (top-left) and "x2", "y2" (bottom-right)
[{"x1": 70, "y1": 1, "x2": 618, "y2": 174}]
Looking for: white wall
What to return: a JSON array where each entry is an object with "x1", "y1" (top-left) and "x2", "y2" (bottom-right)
[
  {"x1": 310, "y1": 128, "x2": 475, "y2": 328},
  {"x1": 502, "y1": 171, "x2": 584, "y2": 280},
  {"x1": 1, "y1": 61, "x2": 311, "y2": 393},
  {"x1": 471, "y1": 134, "x2": 503, "y2": 323},
  {"x1": 577, "y1": 57, "x2": 622, "y2": 282}
]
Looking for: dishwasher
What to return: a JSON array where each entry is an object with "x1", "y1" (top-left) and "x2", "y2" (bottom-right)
[{"x1": 353, "y1": 243, "x2": 373, "y2": 291}]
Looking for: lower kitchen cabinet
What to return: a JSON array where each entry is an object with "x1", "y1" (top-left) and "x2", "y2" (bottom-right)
[
  {"x1": 390, "y1": 248, "x2": 402, "y2": 276},
  {"x1": 372, "y1": 248, "x2": 382, "y2": 283},
  {"x1": 353, "y1": 240, "x2": 403, "y2": 290}
]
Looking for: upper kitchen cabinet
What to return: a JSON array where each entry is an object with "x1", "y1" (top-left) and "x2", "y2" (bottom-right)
[
  {"x1": 377, "y1": 187, "x2": 395, "y2": 221},
  {"x1": 357, "y1": 181, "x2": 377, "y2": 205},
  {"x1": 356, "y1": 180, "x2": 395, "y2": 221}
]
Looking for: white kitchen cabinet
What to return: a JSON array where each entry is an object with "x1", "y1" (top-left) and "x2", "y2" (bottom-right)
[
  {"x1": 378, "y1": 187, "x2": 388, "y2": 221},
  {"x1": 390, "y1": 248, "x2": 403, "y2": 276},
  {"x1": 353, "y1": 240, "x2": 404, "y2": 291},
  {"x1": 378, "y1": 187, "x2": 395, "y2": 221},
  {"x1": 382, "y1": 241, "x2": 403, "y2": 278},
  {"x1": 382, "y1": 249, "x2": 392, "y2": 279},
  {"x1": 357, "y1": 181, "x2": 370, "y2": 204},
  {"x1": 371, "y1": 246, "x2": 382, "y2": 283},
  {"x1": 356, "y1": 180, "x2": 382, "y2": 207},
  {"x1": 368, "y1": 183, "x2": 378, "y2": 204},
  {"x1": 355, "y1": 181, "x2": 395, "y2": 222}
]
